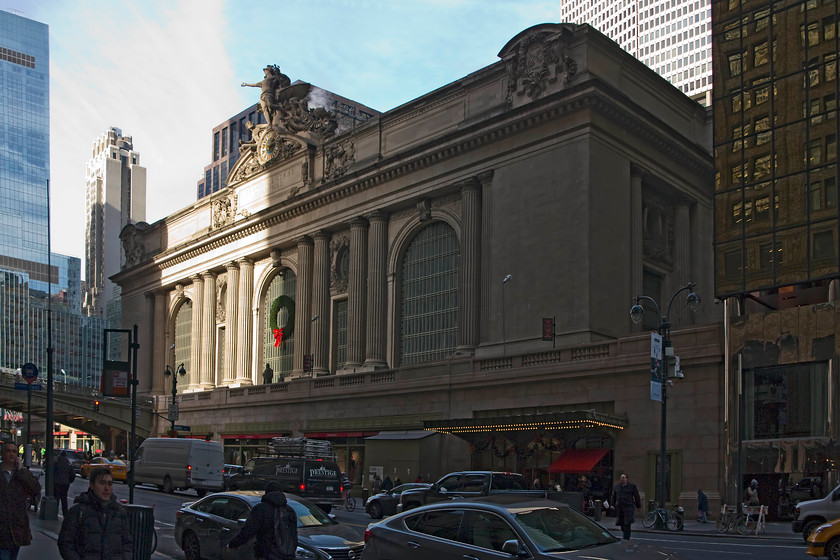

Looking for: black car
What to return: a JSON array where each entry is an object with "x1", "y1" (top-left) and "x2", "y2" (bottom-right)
[
  {"x1": 361, "y1": 497, "x2": 687, "y2": 559},
  {"x1": 174, "y1": 490, "x2": 364, "y2": 560},
  {"x1": 223, "y1": 464, "x2": 243, "y2": 490},
  {"x1": 366, "y1": 483, "x2": 430, "y2": 519}
]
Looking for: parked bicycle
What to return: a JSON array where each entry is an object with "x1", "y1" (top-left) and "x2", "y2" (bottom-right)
[
  {"x1": 716, "y1": 504, "x2": 767, "y2": 535},
  {"x1": 642, "y1": 506, "x2": 684, "y2": 531}
]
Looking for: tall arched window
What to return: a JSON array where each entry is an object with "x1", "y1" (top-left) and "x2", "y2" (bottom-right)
[
  {"x1": 400, "y1": 221, "x2": 460, "y2": 365},
  {"x1": 263, "y1": 269, "x2": 296, "y2": 380},
  {"x1": 173, "y1": 300, "x2": 192, "y2": 391}
]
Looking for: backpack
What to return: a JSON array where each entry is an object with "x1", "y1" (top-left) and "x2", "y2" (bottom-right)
[{"x1": 273, "y1": 504, "x2": 298, "y2": 560}]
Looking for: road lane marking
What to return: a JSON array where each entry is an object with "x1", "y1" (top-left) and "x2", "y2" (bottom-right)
[{"x1": 633, "y1": 536, "x2": 803, "y2": 551}]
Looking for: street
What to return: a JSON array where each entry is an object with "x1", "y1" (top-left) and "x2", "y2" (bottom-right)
[{"x1": 41, "y1": 477, "x2": 809, "y2": 560}]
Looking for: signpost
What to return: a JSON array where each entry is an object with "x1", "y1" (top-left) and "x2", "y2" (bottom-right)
[
  {"x1": 20, "y1": 363, "x2": 39, "y2": 462},
  {"x1": 173, "y1": 425, "x2": 191, "y2": 432},
  {"x1": 650, "y1": 333, "x2": 663, "y2": 403}
]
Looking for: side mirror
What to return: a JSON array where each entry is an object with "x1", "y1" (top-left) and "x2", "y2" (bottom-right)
[
  {"x1": 237, "y1": 518, "x2": 247, "y2": 525},
  {"x1": 501, "y1": 540, "x2": 526, "y2": 556}
]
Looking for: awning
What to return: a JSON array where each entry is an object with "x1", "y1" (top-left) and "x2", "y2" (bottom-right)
[
  {"x1": 547, "y1": 448, "x2": 610, "y2": 473},
  {"x1": 365, "y1": 430, "x2": 434, "y2": 440},
  {"x1": 424, "y1": 410, "x2": 626, "y2": 434}
]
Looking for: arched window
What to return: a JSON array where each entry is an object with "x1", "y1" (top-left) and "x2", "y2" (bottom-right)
[
  {"x1": 400, "y1": 221, "x2": 459, "y2": 365},
  {"x1": 173, "y1": 300, "x2": 192, "y2": 391},
  {"x1": 263, "y1": 269, "x2": 296, "y2": 380}
]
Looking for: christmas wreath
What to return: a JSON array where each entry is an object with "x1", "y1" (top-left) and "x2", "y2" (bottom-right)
[{"x1": 269, "y1": 295, "x2": 295, "y2": 347}]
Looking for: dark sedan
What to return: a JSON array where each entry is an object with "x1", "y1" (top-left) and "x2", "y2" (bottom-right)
[
  {"x1": 362, "y1": 497, "x2": 687, "y2": 559},
  {"x1": 365, "y1": 483, "x2": 430, "y2": 519},
  {"x1": 174, "y1": 490, "x2": 364, "y2": 560}
]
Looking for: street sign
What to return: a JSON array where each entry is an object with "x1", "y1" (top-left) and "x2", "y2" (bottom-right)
[
  {"x1": 650, "y1": 333, "x2": 663, "y2": 402},
  {"x1": 14, "y1": 383, "x2": 42, "y2": 391},
  {"x1": 21, "y1": 363, "x2": 38, "y2": 383},
  {"x1": 167, "y1": 403, "x2": 179, "y2": 422},
  {"x1": 174, "y1": 425, "x2": 191, "y2": 432}
]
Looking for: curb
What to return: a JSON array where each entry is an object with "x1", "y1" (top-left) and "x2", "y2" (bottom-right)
[{"x1": 605, "y1": 523, "x2": 800, "y2": 541}]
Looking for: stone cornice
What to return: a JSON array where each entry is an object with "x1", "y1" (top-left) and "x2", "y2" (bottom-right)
[{"x1": 126, "y1": 84, "x2": 711, "y2": 284}]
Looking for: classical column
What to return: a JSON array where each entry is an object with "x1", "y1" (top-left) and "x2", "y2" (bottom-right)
[
  {"x1": 456, "y1": 178, "x2": 482, "y2": 355},
  {"x1": 312, "y1": 231, "x2": 331, "y2": 375},
  {"x1": 188, "y1": 275, "x2": 204, "y2": 390},
  {"x1": 672, "y1": 203, "x2": 692, "y2": 326},
  {"x1": 345, "y1": 217, "x2": 368, "y2": 369},
  {"x1": 630, "y1": 165, "x2": 644, "y2": 331},
  {"x1": 364, "y1": 211, "x2": 389, "y2": 369},
  {"x1": 294, "y1": 236, "x2": 314, "y2": 375},
  {"x1": 235, "y1": 258, "x2": 254, "y2": 385},
  {"x1": 149, "y1": 290, "x2": 166, "y2": 394},
  {"x1": 200, "y1": 271, "x2": 216, "y2": 389},
  {"x1": 223, "y1": 262, "x2": 239, "y2": 385},
  {"x1": 480, "y1": 171, "x2": 495, "y2": 344}
]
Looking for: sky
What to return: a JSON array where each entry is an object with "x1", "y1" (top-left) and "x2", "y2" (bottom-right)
[{"x1": 3, "y1": 0, "x2": 566, "y2": 266}]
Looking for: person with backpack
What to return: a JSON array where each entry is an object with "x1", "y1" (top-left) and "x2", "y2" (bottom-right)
[
  {"x1": 227, "y1": 481, "x2": 298, "y2": 560},
  {"x1": 54, "y1": 450, "x2": 76, "y2": 517}
]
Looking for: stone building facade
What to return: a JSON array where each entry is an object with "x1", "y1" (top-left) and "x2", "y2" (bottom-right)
[{"x1": 114, "y1": 24, "x2": 723, "y2": 508}]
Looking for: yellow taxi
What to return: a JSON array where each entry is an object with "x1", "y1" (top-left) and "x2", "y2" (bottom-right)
[
  {"x1": 807, "y1": 518, "x2": 840, "y2": 559},
  {"x1": 80, "y1": 457, "x2": 128, "y2": 482}
]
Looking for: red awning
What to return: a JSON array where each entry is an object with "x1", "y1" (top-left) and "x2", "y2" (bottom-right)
[{"x1": 546, "y1": 448, "x2": 609, "y2": 473}]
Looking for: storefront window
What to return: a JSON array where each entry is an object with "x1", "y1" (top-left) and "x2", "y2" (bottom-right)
[{"x1": 744, "y1": 362, "x2": 828, "y2": 440}]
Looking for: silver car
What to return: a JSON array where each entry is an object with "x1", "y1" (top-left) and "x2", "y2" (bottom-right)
[
  {"x1": 175, "y1": 490, "x2": 364, "y2": 560},
  {"x1": 362, "y1": 497, "x2": 686, "y2": 559}
]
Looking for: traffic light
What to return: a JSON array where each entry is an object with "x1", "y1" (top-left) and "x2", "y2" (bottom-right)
[
  {"x1": 92, "y1": 400, "x2": 100, "y2": 412},
  {"x1": 303, "y1": 354, "x2": 313, "y2": 373}
]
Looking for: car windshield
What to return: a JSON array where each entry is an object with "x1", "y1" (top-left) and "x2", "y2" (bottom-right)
[
  {"x1": 511, "y1": 506, "x2": 616, "y2": 552},
  {"x1": 289, "y1": 500, "x2": 334, "y2": 528}
]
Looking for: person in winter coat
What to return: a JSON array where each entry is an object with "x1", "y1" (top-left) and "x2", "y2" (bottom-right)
[
  {"x1": 610, "y1": 473, "x2": 642, "y2": 540},
  {"x1": 0, "y1": 440, "x2": 42, "y2": 560},
  {"x1": 371, "y1": 474, "x2": 383, "y2": 494},
  {"x1": 697, "y1": 489, "x2": 709, "y2": 523},
  {"x1": 54, "y1": 451, "x2": 76, "y2": 517},
  {"x1": 381, "y1": 476, "x2": 393, "y2": 492},
  {"x1": 57, "y1": 467, "x2": 133, "y2": 560},
  {"x1": 227, "y1": 481, "x2": 298, "y2": 560}
]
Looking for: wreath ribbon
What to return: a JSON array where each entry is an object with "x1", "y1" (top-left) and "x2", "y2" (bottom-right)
[
  {"x1": 272, "y1": 328, "x2": 284, "y2": 347},
  {"x1": 269, "y1": 295, "x2": 295, "y2": 347}
]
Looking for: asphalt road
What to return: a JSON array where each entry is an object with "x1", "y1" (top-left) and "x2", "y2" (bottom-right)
[{"x1": 60, "y1": 478, "x2": 810, "y2": 560}]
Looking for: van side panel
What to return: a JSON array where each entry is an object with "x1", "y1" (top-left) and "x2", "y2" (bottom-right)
[{"x1": 134, "y1": 439, "x2": 223, "y2": 492}]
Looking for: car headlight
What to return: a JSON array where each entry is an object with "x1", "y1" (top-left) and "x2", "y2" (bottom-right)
[{"x1": 295, "y1": 545, "x2": 321, "y2": 559}]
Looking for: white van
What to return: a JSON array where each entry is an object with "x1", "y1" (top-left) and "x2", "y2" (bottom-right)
[
  {"x1": 133, "y1": 438, "x2": 224, "y2": 496},
  {"x1": 793, "y1": 482, "x2": 840, "y2": 542}
]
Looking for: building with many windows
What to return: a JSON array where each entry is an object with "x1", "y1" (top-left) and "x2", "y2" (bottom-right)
[
  {"x1": 713, "y1": 0, "x2": 840, "y2": 513},
  {"x1": 558, "y1": 0, "x2": 714, "y2": 102},
  {"x1": 83, "y1": 127, "x2": 146, "y2": 320},
  {"x1": 116, "y1": 23, "x2": 723, "y2": 509}
]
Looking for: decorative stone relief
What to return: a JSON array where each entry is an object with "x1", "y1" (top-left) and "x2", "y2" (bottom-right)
[
  {"x1": 499, "y1": 24, "x2": 577, "y2": 108},
  {"x1": 119, "y1": 222, "x2": 148, "y2": 269},
  {"x1": 642, "y1": 194, "x2": 674, "y2": 268},
  {"x1": 324, "y1": 140, "x2": 355, "y2": 181},
  {"x1": 211, "y1": 195, "x2": 237, "y2": 230},
  {"x1": 417, "y1": 199, "x2": 432, "y2": 222},
  {"x1": 271, "y1": 250, "x2": 283, "y2": 268},
  {"x1": 330, "y1": 234, "x2": 350, "y2": 293},
  {"x1": 216, "y1": 274, "x2": 227, "y2": 322}
]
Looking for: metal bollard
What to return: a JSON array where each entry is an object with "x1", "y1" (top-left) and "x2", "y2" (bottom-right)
[
  {"x1": 362, "y1": 486, "x2": 369, "y2": 501},
  {"x1": 125, "y1": 504, "x2": 155, "y2": 560},
  {"x1": 593, "y1": 500, "x2": 602, "y2": 521}
]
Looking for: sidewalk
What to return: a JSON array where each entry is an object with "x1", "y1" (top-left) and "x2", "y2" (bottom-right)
[{"x1": 601, "y1": 515, "x2": 800, "y2": 541}]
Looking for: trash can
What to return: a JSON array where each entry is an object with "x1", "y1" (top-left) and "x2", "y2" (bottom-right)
[
  {"x1": 593, "y1": 500, "x2": 602, "y2": 522},
  {"x1": 362, "y1": 486, "x2": 369, "y2": 501},
  {"x1": 125, "y1": 504, "x2": 155, "y2": 560}
]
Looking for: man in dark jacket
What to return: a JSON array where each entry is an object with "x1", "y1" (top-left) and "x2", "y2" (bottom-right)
[
  {"x1": 54, "y1": 451, "x2": 76, "y2": 517},
  {"x1": 610, "y1": 473, "x2": 642, "y2": 540},
  {"x1": 0, "y1": 440, "x2": 42, "y2": 560},
  {"x1": 228, "y1": 481, "x2": 298, "y2": 560},
  {"x1": 57, "y1": 467, "x2": 133, "y2": 560}
]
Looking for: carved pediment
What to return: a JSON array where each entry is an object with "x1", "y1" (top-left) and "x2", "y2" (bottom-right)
[
  {"x1": 228, "y1": 127, "x2": 311, "y2": 187},
  {"x1": 498, "y1": 23, "x2": 577, "y2": 109},
  {"x1": 119, "y1": 221, "x2": 150, "y2": 269}
]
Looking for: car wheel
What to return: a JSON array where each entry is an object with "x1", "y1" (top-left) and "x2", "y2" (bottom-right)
[
  {"x1": 367, "y1": 501, "x2": 383, "y2": 519},
  {"x1": 183, "y1": 531, "x2": 201, "y2": 560},
  {"x1": 827, "y1": 536, "x2": 840, "y2": 560},
  {"x1": 803, "y1": 519, "x2": 824, "y2": 543},
  {"x1": 162, "y1": 476, "x2": 174, "y2": 494}
]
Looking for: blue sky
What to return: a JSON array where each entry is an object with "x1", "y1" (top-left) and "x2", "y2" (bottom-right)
[{"x1": 5, "y1": 0, "x2": 565, "y2": 262}]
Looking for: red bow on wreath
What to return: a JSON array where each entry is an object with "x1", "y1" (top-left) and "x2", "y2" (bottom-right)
[{"x1": 272, "y1": 327, "x2": 284, "y2": 347}]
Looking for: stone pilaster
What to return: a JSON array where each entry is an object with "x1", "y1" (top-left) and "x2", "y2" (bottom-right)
[
  {"x1": 294, "y1": 236, "x2": 314, "y2": 376},
  {"x1": 235, "y1": 258, "x2": 254, "y2": 385},
  {"x1": 188, "y1": 275, "x2": 204, "y2": 390},
  {"x1": 364, "y1": 211, "x2": 389, "y2": 368},
  {"x1": 673, "y1": 203, "x2": 692, "y2": 327},
  {"x1": 149, "y1": 290, "x2": 166, "y2": 394},
  {"x1": 345, "y1": 217, "x2": 368, "y2": 369},
  {"x1": 630, "y1": 165, "x2": 644, "y2": 331},
  {"x1": 223, "y1": 262, "x2": 239, "y2": 385},
  {"x1": 479, "y1": 171, "x2": 495, "y2": 344},
  {"x1": 456, "y1": 178, "x2": 482, "y2": 355},
  {"x1": 312, "y1": 231, "x2": 331, "y2": 375},
  {"x1": 200, "y1": 271, "x2": 216, "y2": 389}
]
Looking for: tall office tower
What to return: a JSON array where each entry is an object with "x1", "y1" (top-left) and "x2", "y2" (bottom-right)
[
  {"x1": 712, "y1": 0, "x2": 840, "y2": 502},
  {"x1": 84, "y1": 127, "x2": 146, "y2": 318},
  {"x1": 558, "y1": 0, "x2": 714, "y2": 103}
]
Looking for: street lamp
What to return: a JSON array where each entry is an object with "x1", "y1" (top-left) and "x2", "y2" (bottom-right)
[
  {"x1": 629, "y1": 282, "x2": 700, "y2": 515},
  {"x1": 502, "y1": 275, "x2": 512, "y2": 354},
  {"x1": 164, "y1": 363, "x2": 186, "y2": 433}
]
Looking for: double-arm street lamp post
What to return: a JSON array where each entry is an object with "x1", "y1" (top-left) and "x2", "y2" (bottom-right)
[
  {"x1": 630, "y1": 282, "x2": 700, "y2": 515},
  {"x1": 164, "y1": 364, "x2": 186, "y2": 433}
]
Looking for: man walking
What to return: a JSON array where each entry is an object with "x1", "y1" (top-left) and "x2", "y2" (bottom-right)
[
  {"x1": 228, "y1": 481, "x2": 298, "y2": 560},
  {"x1": 610, "y1": 473, "x2": 642, "y2": 540},
  {"x1": 0, "y1": 439, "x2": 42, "y2": 560},
  {"x1": 54, "y1": 451, "x2": 76, "y2": 517}
]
